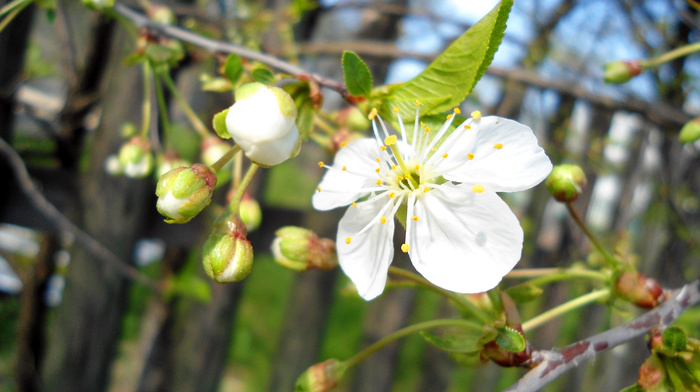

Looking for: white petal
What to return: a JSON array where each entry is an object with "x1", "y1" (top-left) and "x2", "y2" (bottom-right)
[
  {"x1": 444, "y1": 116, "x2": 552, "y2": 192},
  {"x1": 337, "y1": 198, "x2": 396, "y2": 300},
  {"x1": 408, "y1": 184, "x2": 523, "y2": 293},
  {"x1": 226, "y1": 87, "x2": 296, "y2": 143},
  {"x1": 243, "y1": 124, "x2": 300, "y2": 167},
  {"x1": 312, "y1": 138, "x2": 382, "y2": 211}
]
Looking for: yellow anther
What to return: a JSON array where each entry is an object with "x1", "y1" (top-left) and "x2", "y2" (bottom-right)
[
  {"x1": 464, "y1": 124, "x2": 471, "y2": 130},
  {"x1": 423, "y1": 187, "x2": 430, "y2": 193},
  {"x1": 446, "y1": 114, "x2": 453, "y2": 120},
  {"x1": 368, "y1": 108, "x2": 378, "y2": 120},
  {"x1": 376, "y1": 157, "x2": 381, "y2": 163},
  {"x1": 416, "y1": 100, "x2": 421, "y2": 106},
  {"x1": 442, "y1": 153, "x2": 448, "y2": 158},
  {"x1": 384, "y1": 135, "x2": 397, "y2": 145},
  {"x1": 415, "y1": 165, "x2": 420, "y2": 171},
  {"x1": 345, "y1": 237, "x2": 352, "y2": 244},
  {"x1": 381, "y1": 146, "x2": 387, "y2": 151},
  {"x1": 376, "y1": 179, "x2": 382, "y2": 185},
  {"x1": 391, "y1": 165, "x2": 397, "y2": 170},
  {"x1": 351, "y1": 202, "x2": 357, "y2": 207},
  {"x1": 420, "y1": 121, "x2": 425, "y2": 127},
  {"x1": 454, "y1": 108, "x2": 461, "y2": 114},
  {"x1": 471, "y1": 110, "x2": 482, "y2": 120},
  {"x1": 472, "y1": 184, "x2": 485, "y2": 193},
  {"x1": 375, "y1": 168, "x2": 381, "y2": 173},
  {"x1": 389, "y1": 192, "x2": 395, "y2": 198},
  {"x1": 318, "y1": 161, "x2": 324, "y2": 167},
  {"x1": 401, "y1": 244, "x2": 410, "y2": 253},
  {"x1": 424, "y1": 127, "x2": 431, "y2": 133},
  {"x1": 467, "y1": 153, "x2": 475, "y2": 160},
  {"x1": 341, "y1": 141, "x2": 348, "y2": 147},
  {"x1": 380, "y1": 217, "x2": 387, "y2": 224},
  {"x1": 493, "y1": 143, "x2": 503, "y2": 150},
  {"x1": 317, "y1": 187, "x2": 321, "y2": 192},
  {"x1": 412, "y1": 216, "x2": 419, "y2": 221},
  {"x1": 397, "y1": 175, "x2": 404, "y2": 181},
  {"x1": 342, "y1": 166, "x2": 347, "y2": 171},
  {"x1": 393, "y1": 106, "x2": 400, "y2": 113}
]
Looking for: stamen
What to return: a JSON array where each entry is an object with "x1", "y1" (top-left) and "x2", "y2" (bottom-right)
[
  {"x1": 424, "y1": 127, "x2": 431, "y2": 133},
  {"x1": 384, "y1": 135, "x2": 397, "y2": 145},
  {"x1": 446, "y1": 114, "x2": 453, "y2": 120},
  {"x1": 318, "y1": 161, "x2": 324, "y2": 168},
  {"x1": 376, "y1": 179, "x2": 382, "y2": 185},
  {"x1": 467, "y1": 153, "x2": 475, "y2": 160},
  {"x1": 412, "y1": 216, "x2": 419, "y2": 221},
  {"x1": 380, "y1": 146, "x2": 387, "y2": 151},
  {"x1": 375, "y1": 168, "x2": 380, "y2": 173},
  {"x1": 341, "y1": 141, "x2": 348, "y2": 147},
  {"x1": 380, "y1": 217, "x2": 387, "y2": 224},
  {"x1": 317, "y1": 187, "x2": 321, "y2": 192},
  {"x1": 351, "y1": 202, "x2": 357, "y2": 207},
  {"x1": 471, "y1": 111, "x2": 481, "y2": 120},
  {"x1": 342, "y1": 166, "x2": 347, "y2": 171},
  {"x1": 454, "y1": 108, "x2": 461, "y2": 114},
  {"x1": 376, "y1": 157, "x2": 381, "y2": 163},
  {"x1": 472, "y1": 184, "x2": 485, "y2": 193},
  {"x1": 416, "y1": 100, "x2": 421, "y2": 106},
  {"x1": 368, "y1": 108, "x2": 378, "y2": 120},
  {"x1": 389, "y1": 192, "x2": 396, "y2": 198},
  {"x1": 401, "y1": 244, "x2": 410, "y2": 253},
  {"x1": 345, "y1": 237, "x2": 352, "y2": 244},
  {"x1": 464, "y1": 125, "x2": 471, "y2": 130},
  {"x1": 393, "y1": 107, "x2": 399, "y2": 113},
  {"x1": 442, "y1": 153, "x2": 448, "y2": 159},
  {"x1": 493, "y1": 143, "x2": 503, "y2": 150},
  {"x1": 415, "y1": 165, "x2": 420, "y2": 171}
]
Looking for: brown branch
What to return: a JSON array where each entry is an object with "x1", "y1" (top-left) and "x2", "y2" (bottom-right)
[
  {"x1": 0, "y1": 137, "x2": 162, "y2": 292},
  {"x1": 111, "y1": 2, "x2": 349, "y2": 98},
  {"x1": 505, "y1": 280, "x2": 700, "y2": 392}
]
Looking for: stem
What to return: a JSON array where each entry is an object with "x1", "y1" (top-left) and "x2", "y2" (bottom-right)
[
  {"x1": 152, "y1": 66, "x2": 172, "y2": 150},
  {"x1": 0, "y1": 0, "x2": 29, "y2": 34},
  {"x1": 313, "y1": 116, "x2": 336, "y2": 136},
  {"x1": 228, "y1": 163, "x2": 259, "y2": 214},
  {"x1": 521, "y1": 288, "x2": 611, "y2": 333},
  {"x1": 566, "y1": 203, "x2": 618, "y2": 266},
  {"x1": 159, "y1": 68, "x2": 211, "y2": 138},
  {"x1": 642, "y1": 42, "x2": 700, "y2": 68},
  {"x1": 345, "y1": 318, "x2": 483, "y2": 368},
  {"x1": 0, "y1": 0, "x2": 29, "y2": 19},
  {"x1": 519, "y1": 270, "x2": 608, "y2": 287},
  {"x1": 210, "y1": 145, "x2": 241, "y2": 172},
  {"x1": 140, "y1": 62, "x2": 153, "y2": 137},
  {"x1": 388, "y1": 267, "x2": 492, "y2": 324}
]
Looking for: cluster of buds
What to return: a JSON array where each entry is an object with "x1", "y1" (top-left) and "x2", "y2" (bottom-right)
[
  {"x1": 202, "y1": 211, "x2": 254, "y2": 283},
  {"x1": 271, "y1": 227, "x2": 337, "y2": 271},
  {"x1": 156, "y1": 163, "x2": 217, "y2": 224},
  {"x1": 545, "y1": 164, "x2": 587, "y2": 202}
]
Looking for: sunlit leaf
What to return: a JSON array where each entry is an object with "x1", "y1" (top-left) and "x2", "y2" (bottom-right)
[
  {"x1": 496, "y1": 327, "x2": 525, "y2": 353},
  {"x1": 420, "y1": 329, "x2": 482, "y2": 353},
  {"x1": 224, "y1": 54, "x2": 244, "y2": 84},
  {"x1": 342, "y1": 51, "x2": 373, "y2": 98},
  {"x1": 252, "y1": 68, "x2": 275, "y2": 85}
]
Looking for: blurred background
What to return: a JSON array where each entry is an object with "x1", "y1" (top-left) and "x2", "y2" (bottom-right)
[{"x1": 0, "y1": 0, "x2": 699, "y2": 391}]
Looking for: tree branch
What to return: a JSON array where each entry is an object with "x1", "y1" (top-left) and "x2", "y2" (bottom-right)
[
  {"x1": 505, "y1": 280, "x2": 700, "y2": 392},
  {"x1": 0, "y1": 137, "x2": 162, "y2": 292}
]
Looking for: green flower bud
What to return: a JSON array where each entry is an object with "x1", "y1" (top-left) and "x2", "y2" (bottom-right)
[
  {"x1": 155, "y1": 151, "x2": 190, "y2": 178},
  {"x1": 271, "y1": 227, "x2": 337, "y2": 271},
  {"x1": 295, "y1": 359, "x2": 347, "y2": 392},
  {"x1": 118, "y1": 136, "x2": 153, "y2": 178},
  {"x1": 202, "y1": 211, "x2": 254, "y2": 283},
  {"x1": 156, "y1": 164, "x2": 217, "y2": 224},
  {"x1": 679, "y1": 117, "x2": 700, "y2": 144},
  {"x1": 201, "y1": 136, "x2": 231, "y2": 167},
  {"x1": 239, "y1": 193, "x2": 262, "y2": 232},
  {"x1": 614, "y1": 270, "x2": 664, "y2": 309},
  {"x1": 225, "y1": 82, "x2": 301, "y2": 167},
  {"x1": 545, "y1": 164, "x2": 587, "y2": 202},
  {"x1": 603, "y1": 60, "x2": 642, "y2": 84},
  {"x1": 148, "y1": 5, "x2": 176, "y2": 25}
]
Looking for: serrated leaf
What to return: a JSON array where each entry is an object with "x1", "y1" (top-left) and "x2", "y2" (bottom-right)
[
  {"x1": 663, "y1": 326, "x2": 688, "y2": 353},
  {"x1": 505, "y1": 284, "x2": 544, "y2": 304},
  {"x1": 212, "y1": 108, "x2": 230, "y2": 139},
  {"x1": 420, "y1": 330, "x2": 481, "y2": 353},
  {"x1": 372, "y1": 0, "x2": 513, "y2": 120},
  {"x1": 342, "y1": 51, "x2": 373, "y2": 98},
  {"x1": 496, "y1": 327, "x2": 525, "y2": 353},
  {"x1": 224, "y1": 54, "x2": 244, "y2": 84},
  {"x1": 252, "y1": 68, "x2": 275, "y2": 85}
]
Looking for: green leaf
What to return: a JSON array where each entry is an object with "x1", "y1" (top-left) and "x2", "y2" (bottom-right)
[
  {"x1": 618, "y1": 385, "x2": 644, "y2": 392},
  {"x1": 663, "y1": 326, "x2": 688, "y2": 353},
  {"x1": 212, "y1": 108, "x2": 231, "y2": 139},
  {"x1": 420, "y1": 330, "x2": 481, "y2": 353},
  {"x1": 372, "y1": 0, "x2": 513, "y2": 120},
  {"x1": 224, "y1": 54, "x2": 244, "y2": 84},
  {"x1": 295, "y1": 98, "x2": 315, "y2": 139},
  {"x1": 252, "y1": 68, "x2": 275, "y2": 85},
  {"x1": 342, "y1": 51, "x2": 373, "y2": 98},
  {"x1": 496, "y1": 327, "x2": 525, "y2": 353},
  {"x1": 505, "y1": 284, "x2": 544, "y2": 304}
]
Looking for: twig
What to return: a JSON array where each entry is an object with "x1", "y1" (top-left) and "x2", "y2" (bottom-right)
[
  {"x1": 505, "y1": 280, "x2": 700, "y2": 392},
  {"x1": 111, "y1": 2, "x2": 349, "y2": 99},
  {"x1": 0, "y1": 137, "x2": 162, "y2": 292}
]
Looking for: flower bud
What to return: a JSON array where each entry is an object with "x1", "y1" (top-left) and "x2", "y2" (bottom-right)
[
  {"x1": 118, "y1": 136, "x2": 153, "y2": 178},
  {"x1": 225, "y1": 82, "x2": 301, "y2": 167},
  {"x1": 81, "y1": 0, "x2": 114, "y2": 11},
  {"x1": 201, "y1": 135, "x2": 231, "y2": 167},
  {"x1": 238, "y1": 193, "x2": 262, "y2": 232},
  {"x1": 104, "y1": 154, "x2": 123, "y2": 176},
  {"x1": 156, "y1": 164, "x2": 217, "y2": 224},
  {"x1": 679, "y1": 117, "x2": 700, "y2": 145},
  {"x1": 202, "y1": 211, "x2": 254, "y2": 283},
  {"x1": 271, "y1": 227, "x2": 337, "y2": 271},
  {"x1": 545, "y1": 164, "x2": 587, "y2": 202},
  {"x1": 155, "y1": 151, "x2": 190, "y2": 178},
  {"x1": 148, "y1": 4, "x2": 176, "y2": 25},
  {"x1": 295, "y1": 359, "x2": 347, "y2": 392},
  {"x1": 603, "y1": 60, "x2": 642, "y2": 84},
  {"x1": 614, "y1": 270, "x2": 664, "y2": 309}
]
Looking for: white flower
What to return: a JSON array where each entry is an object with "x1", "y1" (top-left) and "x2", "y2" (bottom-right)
[
  {"x1": 312, "y1": 104, "x2": 552, "y2": 300},
  {"x1": 225, "y1": 83, "x2": 301, "y2": 167}
]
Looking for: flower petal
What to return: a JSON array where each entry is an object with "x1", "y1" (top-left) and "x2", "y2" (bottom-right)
[
  {"x1": 337, "y1": 198, "x2": 396, "y2": 300},
  {"x1": 408, "y1": 184, "x2": 523, "y2": 293},
  {"x1": 312, "y1": 138, "x2": 382, "y2": 211},
  {"x1": 444, "y1": 116, "x2": 552, "y2": 192}
]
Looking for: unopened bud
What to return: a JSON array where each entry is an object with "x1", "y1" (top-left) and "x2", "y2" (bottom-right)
[
  {"x1": 156, "y1": 151, "x2": 190, "y2": 178},
  {"x1": 156, "y1": 164, "x2": 217, "y2": 224},
  {"x1": 148, "y1": 4, "x2": 176, "y2": 25},
  {"x1": 614, "y1": 270, "x2": 664, "y2": 309},
  {"x1": 104, "y1": 154, "x2": 123, "y2": 176},
  {"x1": 202, "y1": 211, "x2": 254, "y2": 283},
  {"x1": 295, "y1": 359, "x2": 347, "y2": 392},
  {"x1": 546, "y1": 164, "x2": 587, "y2": 202},
  {"x1": 118, "y1": 136, "x2": 153, "y2": 178},
  {"x1": 679, "y1": 117, "x2": 700, "y2": 144},
  {"x1": 238, "y1": 193, "x2": 262, "y2": 232},
  {"x1": 271, "y1": 227, "x2": 337, "y2": 271},
  {"x1": 603, "y1": 60, "x2": 642, "y2": 84},
  {"x1": 201, "y1": 135, "x2": 231, "y2": 167}
]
